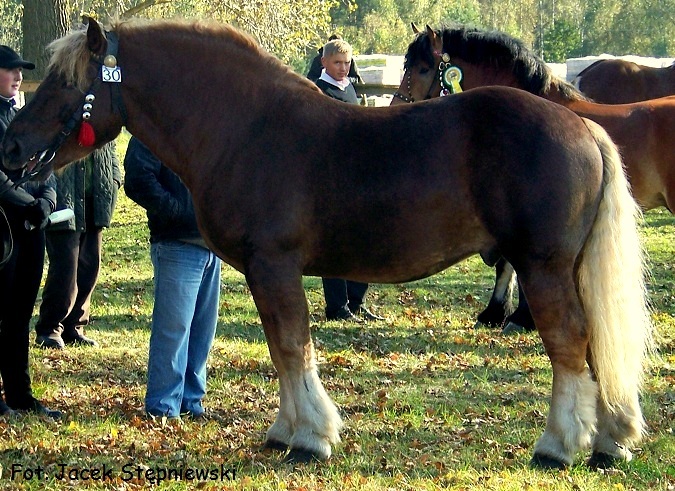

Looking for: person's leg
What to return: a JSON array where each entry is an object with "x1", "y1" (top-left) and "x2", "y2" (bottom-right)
[
  {"x1": 1, "y1": 229, "x2": 43, "y2": 406},
  {"x1": 35, "y1": 231, "x2": 80, "y2": 348},
  {"x1": 0, "y1": 228, "x2": 26, "y2": 409},
  {"x1": 181, "y1": 252, "x2": 220, "y2": 416},
  {"x1": 346, "y1": 281, "x2": 369, "y2": 312},
  {"x1": 346, "y1": 282, "x2": 384, "y2": 320},
  {"x1": 322, "y1": 278, "x2": 356, "y2": 320},
  {"x1": 145, "y1": 241, "x2": 204, "y2": 418},
  {"x1": 62, "y1": 228, "x2": 103, "y2": 346}
]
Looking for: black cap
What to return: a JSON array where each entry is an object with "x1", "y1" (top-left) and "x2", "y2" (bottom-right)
[{"x1": 0, "y1": 46, "x2": 35, "y2": 70}]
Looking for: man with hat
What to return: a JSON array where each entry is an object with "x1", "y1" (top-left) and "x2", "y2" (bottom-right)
[{"x1": 0, "y1": 45, "x2": 61, "y2": 418}]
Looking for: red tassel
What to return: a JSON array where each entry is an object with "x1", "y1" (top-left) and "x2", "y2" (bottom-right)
[{"x1": 77, "y1": 121, "x2": 96, "y2": 147}]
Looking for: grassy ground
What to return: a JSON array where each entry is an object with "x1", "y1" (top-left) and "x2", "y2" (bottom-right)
[{"x1": 0, "y1": 134, "x2": 673, "y2": 490}]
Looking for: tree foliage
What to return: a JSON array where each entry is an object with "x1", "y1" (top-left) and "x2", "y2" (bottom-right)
[
  {"x1": 1, "y1": 0, "x2": 672, "y2": 77},
  {"x1": 0, "y1": 0, "x2": 22, "y2": 47},
  {"x1": 330, "y1": 0, "x2": 673, "y2": 62},
  {"x1": 3, "y1": 0, "x2": 334, "y2": 69}
]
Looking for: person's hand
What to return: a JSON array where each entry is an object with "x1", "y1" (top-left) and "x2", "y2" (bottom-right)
[{"x1": 25, "y1": 199, "x2": 52, "y2": 230}]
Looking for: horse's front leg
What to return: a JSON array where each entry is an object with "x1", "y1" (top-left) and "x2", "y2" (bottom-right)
[{"x1": 245, "y1": 257, "x2": 342, "y2": 462}]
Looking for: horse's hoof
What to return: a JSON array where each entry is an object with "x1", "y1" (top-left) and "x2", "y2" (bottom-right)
[
  {"x1": 530, "y1": 453, "x2": 568, "y2": 470},
  {"x1": 501, "y1": 321, "x2": 526, "y2": 335},
  {"x1": 262, "y1": 439, "x2": 289, "y2": 452},
  {"x1": 475, "y1": 314, "x2": 503, "y2": 329},
  {"x1": 587, "y1": 452, "x2": 618, "y2": 469},
  {"x1": 283, "y1": 447, "x2": 324, "y2": 464}
]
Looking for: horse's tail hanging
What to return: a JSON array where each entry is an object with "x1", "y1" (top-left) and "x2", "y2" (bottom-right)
[{"x1": 576, "y1": 118, "x2": 655, "y2": 434}]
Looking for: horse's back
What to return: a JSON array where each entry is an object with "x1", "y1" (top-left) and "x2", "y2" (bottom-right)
[
  {"x1": 577, "y1": 59, "x2": 675, "y2": 103},
  {"x1": 306, "y1": 87, "x2": 605, "y2": 280}
]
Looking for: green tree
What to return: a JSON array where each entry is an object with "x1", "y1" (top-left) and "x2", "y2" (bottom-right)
[
  {"x1": 542, "y1": 19, "x2": 583, "y2": 62},
  {"x1": 0, "y1": 0, "x2": 22, "y2": 47},
  {"x1": 15, "y1": 0, "x2": 334, "y2": 75}
]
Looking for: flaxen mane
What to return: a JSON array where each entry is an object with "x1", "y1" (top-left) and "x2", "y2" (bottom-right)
[{"x1": 47, "y1": 26, "x2": 91, "y2": 90}]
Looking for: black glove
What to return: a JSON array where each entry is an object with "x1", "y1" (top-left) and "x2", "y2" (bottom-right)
[{"x1": 25, "y1": 198, "x2": 52, "y2": 230}]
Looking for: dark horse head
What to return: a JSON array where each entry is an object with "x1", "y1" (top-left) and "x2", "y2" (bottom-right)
[{"x1": 392, "y1": 24, "x2": 587, "y2": 106}]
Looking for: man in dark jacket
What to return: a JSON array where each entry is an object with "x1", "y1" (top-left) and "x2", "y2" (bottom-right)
[
  {"x1": 124, "y1": 137, "x2": 221, "y2": 419},
  {"x1": 0, "y1": 44, "x2": 61, "y2": 418},
  {"x1": 35, "y1": 142, "x2": 121, "y2": 348}
]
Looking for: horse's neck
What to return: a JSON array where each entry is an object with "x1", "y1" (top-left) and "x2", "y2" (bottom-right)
[
  {"x1": 462, "y1": 63, "x2": 521, "y2": 90},
  {"x1": 122, "y1": 89, "x2": 202, "y2": 187},
  {"x1": 538, "y1": 84, "x2": 574, "y2": 107},
  {"x1": 118, "y1": 41, "x2": 317, "y2": 192}
]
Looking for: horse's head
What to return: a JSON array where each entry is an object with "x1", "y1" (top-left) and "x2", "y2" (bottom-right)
[
  {"x1": 1, "y1": 17, "x2": 124, "y2": 175},
  {"x1": 391, "y1": 25, "x2": 446, "y2": 106},
  {"x1": 392, "y1": 24, "x2": 583, "y2": 106}
]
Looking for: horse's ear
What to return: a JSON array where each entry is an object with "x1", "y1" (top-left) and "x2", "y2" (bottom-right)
[
  {"x1": 411, "y1": 22, "x2": 420, "y2": 34},
  {"x1": 426, "y1": 25, "x2": 442, "y2": 51},
  {"x1": 85, "y1": 16, "x2": 107, "y2": 56}
]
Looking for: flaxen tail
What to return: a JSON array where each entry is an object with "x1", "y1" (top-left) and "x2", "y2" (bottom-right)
[{"x1": 577, "y1": 118, "x2": 655, "y2": 434}]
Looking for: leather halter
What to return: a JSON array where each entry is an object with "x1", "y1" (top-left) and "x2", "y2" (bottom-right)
[
  {"x1": 11, "y1": 31, "x2": 126, "y2": 188},
  {"x1": 394, "y1": 53, "x2": 462, "y2": 103},
  {"x1": 393, "y1": 68, "x2": 439, "y2": 103}
]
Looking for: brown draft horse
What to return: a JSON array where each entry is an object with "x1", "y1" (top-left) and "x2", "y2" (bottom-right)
[
  {"x1": 394, "y1": 24, "x2": 675, "y2": 332},
  {"x1": 574, "y1": 58, "x2": 675, "y2": 104},
  {"x1": 1, "y1": 17, "x2": 653, "y2": 470}
]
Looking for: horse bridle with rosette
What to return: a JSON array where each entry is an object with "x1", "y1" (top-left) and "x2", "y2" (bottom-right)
[{"x1": 393, "y1": 51, "x2": 463, "y2": 103}]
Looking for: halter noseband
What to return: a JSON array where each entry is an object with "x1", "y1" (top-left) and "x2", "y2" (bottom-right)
[
  {"x1": 392, "y1": 50, "x2": 463, "y2": 104},
  {"x1": 392, "y1": 69, "x2": 438, "y2": 104},
  {"x1": 11, "y1": 30, "x2": 126, "y2": 188}
]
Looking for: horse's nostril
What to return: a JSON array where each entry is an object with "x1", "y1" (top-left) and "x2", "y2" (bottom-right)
[{"x1": 0, "y1": 139, "x2": 24, "y2": 169}]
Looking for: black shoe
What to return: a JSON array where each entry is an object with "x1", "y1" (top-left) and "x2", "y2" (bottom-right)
[
  {"x1": 353, "y1": 306, "x2": 384, "y2": 321},
  {"x1": 62, "y1": 334, "x2": 99, "y2": 347},
  {"x1": 35, "y1": 333, "x2": 65, "y2": 349},
  {"x1": 326, "y1": 306, "x2": 363, "y2": 322},
  {"x1": 0, "y1": 400, "x2": 16, "y2": 417},
  {"x1": 16, "y1": 398, "x2": 62, "y2": 420}
]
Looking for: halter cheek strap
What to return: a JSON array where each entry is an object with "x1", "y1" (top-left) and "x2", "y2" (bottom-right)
[
  {"x1": 89, "y1": 31, "x2": 128, "y2": 128},
  {"x1": 101, "y1": 31, "x2": 128, "y2": 126}
]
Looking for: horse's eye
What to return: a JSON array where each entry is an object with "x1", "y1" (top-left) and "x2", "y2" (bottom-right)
[{"x1": 419, "y1": 68, "x2": 430, "y2": 75}]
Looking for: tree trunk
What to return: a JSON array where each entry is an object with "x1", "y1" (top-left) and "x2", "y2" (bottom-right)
[{"x1": 21, "y1": 0, "x2": 69, "y2": 81}]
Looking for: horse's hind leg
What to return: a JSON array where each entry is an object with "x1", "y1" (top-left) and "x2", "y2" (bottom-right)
[
  {"x1": 475, "y1": 258, "x2": 516, "y2": 327},
  {"x1": 246, "y1": 258, "x2": 342, "y2": 462},
  {"x1": 520, "y1": 265, "x2": 597, "y2": 468},
  {"x1": 501, "y1": 282, "x2": 536, "y2": 334},
  {"x1": 587, "y1": 351, "x2": 643, "y2": 468}
]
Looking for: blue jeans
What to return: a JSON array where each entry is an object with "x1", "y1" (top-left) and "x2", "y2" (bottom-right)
[{"x1": 145, "y1": 240, "x2": 221, "y2": 418}]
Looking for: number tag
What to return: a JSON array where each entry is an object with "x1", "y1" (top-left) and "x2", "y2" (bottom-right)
[{"x1": 101, "y1": 65, "x2": 122, "y2": 83}]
